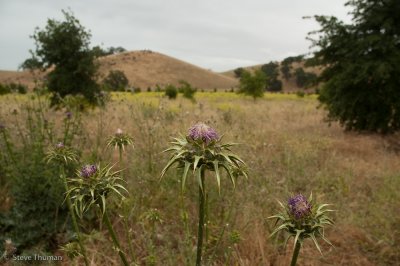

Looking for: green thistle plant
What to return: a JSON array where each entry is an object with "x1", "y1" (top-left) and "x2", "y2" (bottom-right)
[
  {"x1": 66, "y1": 163, "x2": 129, "y2": 266},
  {"x1": 160, "y1": 122, "x2": 248, "y2": 266},
  {"x1": 269, "y1": 193, "x2": 334, "y2": 266},
  {"x1": 107, "y1": 128, "x2": 134, "y2": 152},
  {"x1": 106, "y1": 128, "x2": 136, "y2": 264},
  {"x1": 45, "y1": 143, "x2": 89, "y2": 266},
  {"x1": 45, "y1": 142, "x2": 79, "y2": 165}
]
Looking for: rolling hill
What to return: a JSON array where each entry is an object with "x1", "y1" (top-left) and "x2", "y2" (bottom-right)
[{"x1": 0, "y1": 50, "x2": 239, "y2": 91}]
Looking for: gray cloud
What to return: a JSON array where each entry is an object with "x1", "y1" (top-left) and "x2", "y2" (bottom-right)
[{"x1": 0, "y1": 0, "x2": 351, "y2": 71}]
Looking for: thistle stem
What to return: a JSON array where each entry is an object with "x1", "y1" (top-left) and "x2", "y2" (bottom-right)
[
  {"x1": 290, "y1": 241, "x2": 301, "y2": 266},
  {"x1": 103, "y1": 210, "x2": 129, "y2": 266},
  {"x1": 61, "y1": 166, "x2": 89, "y2": 266},
  {"x1": 118, "y1": 147, "x2": 136, "y2": 263},
  {"x1": 196, "y1": 168, "x2": 206, "y2": 266}
]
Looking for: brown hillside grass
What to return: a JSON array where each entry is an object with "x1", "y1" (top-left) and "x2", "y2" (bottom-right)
[{"x1": 0, "y1": 51, "x2": 239, "y2": 91}]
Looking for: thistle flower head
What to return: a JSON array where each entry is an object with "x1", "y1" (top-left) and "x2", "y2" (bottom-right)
[
  {"x1": 107, "y1": 128, "x2": 134, "y2": 151},
  {"x1": 67, "y1": 164, "x2": 127, "y2": 218},
  {"x1": 188, "y1": 122, "x2": 219, "y2": 144},
  {"x1": 288, "y1": 194, "x2": 312, "y2": 220},
  {"x1": 269, "y1": 193, "x2": 334, "y2": 254},
  {"x1": 45, "y1": 143, "x2": 79, "y2": 166},
  {"x1": 0, "y1": 123, "x2": 5, "y2": 131},
  {"x1": 161, "y1": 123, "x2": 248, "y2": 193},
  {"x1": 80, "y1": 164, "x2": 97, "y2": 178}
]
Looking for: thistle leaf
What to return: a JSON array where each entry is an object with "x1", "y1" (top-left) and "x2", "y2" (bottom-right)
[
  {"x1": 293, "y1": 229, "x2": 304, "y2": 248},
  {"x1": 213, "y1": 160, "x2": 221, "y2": 194},
  {"x1": 196, "y1": 165, "x2": 204, "y2": 194},
  {"x1": 311, "y1": 233, "x2": 322, "y2": 255},
  {"x1": 193, "y1": 155, "x2": 202, "y2": 172},
  {"x1": 181, "y1": 161, "x2": 190, "y2": 192}
]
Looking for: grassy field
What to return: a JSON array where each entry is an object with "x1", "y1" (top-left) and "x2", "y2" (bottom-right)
[{"x1": 0, "y1": 92, "x2": 399, "y2": 265}]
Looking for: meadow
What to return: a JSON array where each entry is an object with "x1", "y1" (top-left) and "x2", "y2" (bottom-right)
[{"x1": 0, "y1": 92, "x2": 399, "y2": 265}]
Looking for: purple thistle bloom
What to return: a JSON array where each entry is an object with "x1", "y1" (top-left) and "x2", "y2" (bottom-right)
[
  {"x1": 188, "y1": 123, "x2": 219, "y2": 144},
  {"x1": 288, "y1": 194, "x2": 312, "y2": 220},
  {"x1": 56, "y1": 142, "x2": 64, "y2": 149},
  {"x1": 0, "y1": 123, "x2": 4, "y2": 130},
  {"x1": 81, "y1": 165, "x2": 97, "y2": 178}
]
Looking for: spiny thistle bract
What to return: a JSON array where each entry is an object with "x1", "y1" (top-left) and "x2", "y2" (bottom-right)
[
  {"x1": 107, "y1": 128, "x2": 134, "y2": 151},
  {"x1": 269, "y1": 193, "x2": 334, "y2": 254},
  {"x1": 66, "y1": 164, "x2": 128, "y2": 218},
  {"x1": 160, "y1": 122, "x2": 248, "y2": 193},
  {"x1": 45, "y1": 142, "x2": 79, "y2": 165}
]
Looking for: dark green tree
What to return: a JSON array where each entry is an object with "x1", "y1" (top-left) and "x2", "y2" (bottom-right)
[
  {"x1": 280, "y1": 63, "x2": 291, "y2": 80},
  {"x1": 102, "y1": 70, "x2": 129, "y2": 91},
  {"x1": 22, "y1": 10, "x2": 100, "y2": 106},
  {"x1": 308, "y1": 0, "x2": 400, "y2": 132},
  {"x1": 294, "y1": 67, "x2": 317, "y2": 88},
  {"x1": 238, "y1": 70, "x2": 266, "y2": 100},
  {"x1": 261, "y1": 62, "x2": 279, "y2": 79},
  {"x1": 261, "y1": 61, "x2": 283, "y2": 91},
  {"x1": 234, "y1": 67, "x2": 244, "y2": 78}
]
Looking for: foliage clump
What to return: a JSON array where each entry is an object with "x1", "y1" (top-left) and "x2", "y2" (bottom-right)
[
  {"x1": 102, "y1": 70, "x2": 129, "y2": 91},
  {"x1": 308, "y1": 0, "x2": 400, "y2": 133},
  {"x1": 238, "y1": 69, "x2": 266, "y2": 100},
  {"x1": 21, "y1": 10, "x2": 101, "y2": 106}
]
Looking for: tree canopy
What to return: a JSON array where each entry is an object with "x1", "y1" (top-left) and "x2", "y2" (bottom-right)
[
  {"x1": 309, "y1": 0, "x2": 400, "y2": 133},
  {"x1": 238, "y1": 70, "x2": 266, "y2": 100},
  {"x1": 22, "y1": 10, "x2": 101, "y2": 106}
]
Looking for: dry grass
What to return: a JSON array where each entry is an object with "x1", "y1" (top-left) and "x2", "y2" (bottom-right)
[{"x1": 1, "y1": 92, "x2": 399, "y2": 265}]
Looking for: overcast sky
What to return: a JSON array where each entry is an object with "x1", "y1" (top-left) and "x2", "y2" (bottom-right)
[{"x1": 0, "y1": 0, "x2": 351, "y2": 72}]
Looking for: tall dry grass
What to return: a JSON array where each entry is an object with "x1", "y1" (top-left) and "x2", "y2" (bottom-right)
[{"x1": 0, "y1": 92, "x2": 399, "y2": 265}]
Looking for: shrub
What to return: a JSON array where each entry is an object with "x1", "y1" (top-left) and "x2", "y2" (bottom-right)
[
  {"x1": 178, "y1": 81, "x2": 196, "y2": 101},
  {"x1": 165, "y1": 85, "x2": 178, "y2": 99}
]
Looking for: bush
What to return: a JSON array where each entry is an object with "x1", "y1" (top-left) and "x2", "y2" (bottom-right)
[
  {"x1": 178, "y1": 81, "x2": 196, "y2": 101},
  {"x1": 0, "y1": 84, "x2": 11, "y2": 95},
  {"x1": 0, "y1": 83, "x2": 28, "y2": 95},
  {"x1": 165, "y1": 85, "x2": 178, "y2": 99}
]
